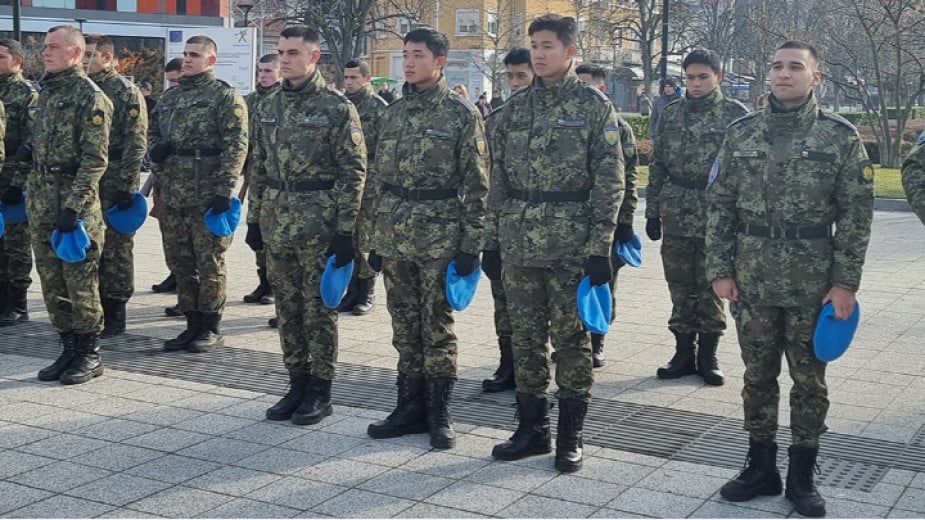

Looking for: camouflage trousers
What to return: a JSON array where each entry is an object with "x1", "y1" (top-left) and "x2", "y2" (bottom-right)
[
  {"x1": 731, "y1": 299, "x2": 829, "y2": 447},
  {"x1": 254, "y1": 247, "x2": 266, "y2": 270},
  {"x1": 267, "y1": 244, "x2": 337, "y2": 380},
  {"x1": 31, "y1": 224, "x2": 103, "y2": 334},
  {"x1": 505, "y1": 261, "x2": 593, "y2": 402},
  {"x1": 99, "y1": 223, "x2": 135, "y2": 302},
  {"x1": 490, "y1": 279, "x2": 512, "y2": 339},
  {"x1": 0, "y1": 221, "x2": 33, "y2": 289},
  {"x1": 161, "y1": 205, "x2": 231, "y2": 314},
  {"x1": 661, "y1": 234, "x2": 726, "y2": 334},
  {"x1": 382, "y1": 257, "x2": 457, "y2": 379}
]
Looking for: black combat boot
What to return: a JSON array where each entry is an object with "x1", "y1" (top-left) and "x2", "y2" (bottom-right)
[
  {"x1": 187, "y1": 312, "x2": 223, "y2": 353},
  {"x1": 100, "y1": 299, "x2": 127, "y2": 338},
  {"x1": 335, "y1": 276, "x2": 360, "y2": 312},
  {"x1": 367, "y1": 373, "x2": 429, "y2": 438},
  {"x1": 426, "y1": 378, "x2": 456, "y2": 449},
  {"x1": 152, "y1": 273, "x2": 177, "y2": 293},
  {"x1": 482, "y1": 336, "x2": 515, "y2": 392},
  {"x1": 0, "y1": 282, "x2": 8, "y2": 315},
  {"x1": 720, "y1": 439, "x2": 783, "y2": 501},
  {"x1": 291, "y1": 375, "x2": 334, "y2": 425},
  {"x1": 656, "y1": 332, "x2": 697, "y2": 379},
  {"x1": 266, "y1": 371, "x2": 311, "y2": 421},
  {"x1": 268, "y1": 317, "x2": 278, "y2": 328},
  {"x1": 555, "y1": 398, "x2": 587, "y2": 472},
  {"x1": 0, "y1": 285, "x2": 29, "y2": 326},
  {"x1": 492, "y1": 392, "x2": 552, "y2": 460},
  {"x1": 591, "y1": 333, "x2": 606, "y2": 368},
  {"x1": 38, "y1": 333, "x2": 79, "y2": 381},
  {"x1": 244, "y1": 268, "x2": 273, "y2": 304},
  {"x1": 352, "y1": 276, "x2": 377, "y2": 315},
  {"x1": 164, "y1": 311, "x2": 201, "y2": 351},
  {"x1": 697, "y1": 333, "x2": 725, "y2": 386},
  {"x1": 786, "y1": 445, "x2": 826, "y2": 517},
  {"x1": 60, "y1": 333, "x2": 104, "y2": 385}
]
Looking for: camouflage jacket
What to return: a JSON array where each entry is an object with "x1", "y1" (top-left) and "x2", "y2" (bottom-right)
[
  {"x1": 149, "y1": 70, "x2": 248, "y2": 209},
  {"x1": 247, "y1": 69, "x2": 366, "y2": 249},
  {"x1": 243, "y1": 82, "x2": 279, "y2": 181},
  {"x1": 29, "y1": 64, "x2": 113, "y2": 241},
  {"x1": 0, "y1": 71, "x2": 38, "y2": 190},
  {"x1": 616, "y1": 116, "x2": 638, "y2": 227},
  {"x1": 346, "y1": 83, "x2": 387, "y2": 250},
  {"x1": 646, "y1": 89, "x2": 748, "y2": 238},
  {"x1": 369, "y1": 76, "x2": 489, "y2": 261},
  {"x1": 705, "y1": 94, "x2": 874, "y2": 307},
  {"x1": 902, "y1": 131, "x2": 925, "y2": 225},
  {"x1": 485, "y1": 64, "x2": 625, "y2": 266},
  {"x1": 89, "y1": 66, "x2": 148, "y2": 199}
]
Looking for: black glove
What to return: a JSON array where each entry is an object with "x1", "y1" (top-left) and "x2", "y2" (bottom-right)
[
  {"x1": 10, "y1": 144, "x2": 32, "y2": 163},
  {"x1": 245, "y1": 223, "x2": 263, "y2": 252},
  {"x1": 368, "y1": 250, "x2": 383, "y2": 273},
  {"x1": 645, "y1": 217, "x2": 662, "y2": 241},
  {"x1": 2, "y1": 186, "x2": 24, "y2": 205},
  {"x1": 481, "y1": 250, "x2": 502, "y2": 281},
  {"x1": 56, "y1": 208, "x2": 79, "y2": 233},
  {"x1": 113, "y1": 190, "x2": 134, "y2": 210},
  {"x1": 148, "y1": 141, "x2": 173, "y2": 163},
  {"x1": 209, "y1": 195, "x2": 231, "y2": 215},
  {"x1": 615, "y1": 223, "x2": 634, "y2": 244},
  {"x1": 584, "y1": 255, "x2": 612, "y2": 286},
  {"x1": 329, "y1": 233, "x2": 355, "y2": 268},
  {"x1": 453, "y1": 252, "x2": 480, "y2": 277}
]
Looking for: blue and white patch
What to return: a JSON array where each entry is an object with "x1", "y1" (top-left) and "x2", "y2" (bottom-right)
[
  {"x1": 707, "y1": 159, "x2": 720, "y2": 186},
  {"x1": 917, "y1": 131, "x2": 925, "y2": 146}
]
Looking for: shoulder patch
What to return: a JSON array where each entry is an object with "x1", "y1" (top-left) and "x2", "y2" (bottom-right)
[
  {"x1": 452, "y1": 93, "x2": 479, "y2": 115},
  {"x1": 128, "y1": 103, "x2": 141, "y2": 119},
  {"x1": 83, "y1": 76, "x2": 103, "y2": 93},
  {"x1": 728, "y1": 110, "x2": 761, "y2": 129},
  {"x1": 90, "y1": 109, "x2": 106, "y2": 126},
  {"x1": 582, "y1": 84, "x2": 610, "y2": 102},
  {"x1": 820, "y1": 111, "x2": 857, "y2": 132},
  {"x1": 118, "y1": 75, "x2": 133, "y2": 89}
]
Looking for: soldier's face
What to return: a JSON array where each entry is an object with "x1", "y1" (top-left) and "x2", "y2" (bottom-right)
[
  {"x1": 182, "y1": 43, "x2": 216, "y2": 77},
  {"x1": 505, "y1": 63, "x2": 533, "y2": 92},
  {"x1": 0, "y1": 46, "x2": 23, "y2": 76},
  {"x1": 343, "y1": 67, "x2": 369, "y2": 94},
  {"x1": 165, "y1": 70, "x2": 180, "y2": 88},
  {"x1": 277, "y1": 37, "x2": 320, "y2": 84},
  {"x1": 402, "y1": 42, "x2": 444, "y2": 89},
  {"x1": 83, "y1": 43, "x2": 111, "y2": 76},
  {"x1": 683, "y1": 63, "x2": 721, "y2": 98},
  {"x1": 257, "y1": 61, "x2": 280, "y2": 87},
  {"x1": 530, "y1": 30, "x2": 575, "y2": 83},
  {"x1": 42, "y1": 30, "x2": 83, "y2": 74},
  {"x1": 770, "y1": 48, "x2": 821, "y2": 105}
]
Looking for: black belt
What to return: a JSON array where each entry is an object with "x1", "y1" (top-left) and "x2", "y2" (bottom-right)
[
  {"x1": 384, "y1": 183, "x2": 457, "y2": 201},
  {"x1": 668, "y1": 176, "x2": 707, "y2": 190},
  {"x1": 265, "y1": 178, "x2": 335, "y2": 191},
  {"x1": 736, "y1": 222, "x2": 832, "y2": 240},
  {"x1": 174, "y1": 147, "x2": 222, "y2": 157},
  {"x1": 509, "y1": 189, "x2": 590, "y2": 203}
]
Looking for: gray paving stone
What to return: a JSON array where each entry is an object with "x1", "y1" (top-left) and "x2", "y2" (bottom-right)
[
  {"x1": 123, "y1": 427, "x2": 212, "y2": 452},
  {"x1": 245, "y1": 476, "x2": 347, "y2": 510},
  {"x1": 221, "y1": 421, "x2": 307, "y2": 446},
  {"x1": 126, "y1": 486, "x2": 232, "y2": 518},
  {"x1": 0, "y1": 450, "x2": 57, "y2": 478},
  {"x1": 896, "y1": 487, "x2": 925, "y2": 513},
  {"x1": 819, "y1": 483, "x2": 906, "y2": 508},
  {"x1": 691, "y1": 500, "x2": 786, "y2": 518},
  {"x1": 606, "y1": 487, "x2": 705, "y2": 517},
  {"x1": 570, "y1": 456, "x2": 658, "y2": 486},
  {"x1": 393, "y1": 503, "x2": 489, "y2": 518},
  {"x1": 425, "y1": 481, "x2": 525, "y2": 516},
  {"x1": 215, "y1": 399, "x2": 276, "y2": 419},
  {"x1": 318, "y1": 416, "x2": 379, "y2": 438},
  {"x1": 586, "y1": 448, "x2": 667, "y2": 468},
  {"x1": 714, "y1": 494, "x2": 794, "y2": 516},
  {"x1": 636, "y1": 468, "x2": 727, "y2": 499},
  {"x1": 0, "y1": 423, "x2": 57, "y2": 448},
  {"x1": 172, "y1": 413, "x2": 255, "y2": 436},
  {"x1": 499, "y1": 494, "x2": 599, "y2": 518},
  {"x1": 909, "y1": 472, "x2": 925, "y2": 489},
  {"x1": 122, "y1": 406, "x2": 207, "y2": 427},
  {"x1": 822, "y1": 497, "x2": 890, "y2": 518},
  {"x1": 170, "y1": 394, "x2": 246, "y2": 413},
  {"x1": 78, "y1": 443, "x2": 164, "y2": 471},
  {"x1": 888, "y1": 509, "x2": 925, "y2": 518},
  {"x1": 311, "y1": 488, "x2": 414, "y2": 518},
  {"x1": 399, "y1": 450, "x2": 491, "y2": 480},
  {"x1": 72, "y1": 418, "x2": 162, "y2": 442},
  {"x1": 531, "y1": 474, "x2": 627, "y2": 507},
  {"x1": 463, "y1": 461, "x2": 557, "y2": 492},
  {"x1": 124, "y1": 454, "x2": 223, "y2": 484},
  {"x1": 276, "y1": 432, "x2": 365, "y2": 458},
  {"x1": 233, "y1": 446, "x2": 328, "y2": 475},
  {"x1": 6, "y1": 494, "x2": 116, "y2": 518},
  {"x1": 587, "y1": 508, "x2": 652, "y2": 518},
  {"x1": 185, "y1": 465, "x2": 283, "y2": 496},
  {"x1": 18, "y1": 408, "x2": 112, "y2": 431},
  {"x1": 195, "y1": 498, "x2": 300, "y2": 518},
  {"x1": 68, "y1": 473, "x2": 173, "y2": 506},
  {"x1": 17, "y1": 433, "x2": 112, "y2": 459},
  {"x1": 358, "y1": 468, "x2": 455, "y2": 501},
  {"x1": 661, "y1": 460, "x2": 739, "y2": 479},
  {"x1": 10, "y1": 460, "x2": 112, "y2": 492},
  {"x1": 177, "y1": 437, "x2": 269, "y2": 464},
  {"x1": 294, "y1": 457, "x2": 390, "y2": 486},
  {"x1": 339, "y1": 440, "x2": 429, "y2": 467},
  {"x1": 0, "y1": 481, "x2": 54, "y2": 515},
  {"x1": 880, "y1": 469, "x2": 917, "y2": 487},
  {"x1": 97, "y1": 507, "x2": 166, "y2": 518}
]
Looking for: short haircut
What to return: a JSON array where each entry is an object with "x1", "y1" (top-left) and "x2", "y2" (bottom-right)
[
  {"x1": 575, "y1": 63, "x2": 606, "y2": 82},
  {"x1": 0, "y1": 39, "x2": 24, "y2": 61},
  {"x1": 403, "y1": 27, "x2": 449, "y2": 59},
  {"x1": 776, "y1": 40, "x2": 820, "y2": 66},
  {"x1": 48, "y1": 25, "x2": 86, "y2": 49},
  {"x1": 682, "y1": 47, "x2": 722, "y2": 73},
  {"x1": 84, "y1": 33, "x2": 115, "y2": 54},
  {"x1": 528, "y1": 14, "x2": 578, "y2": 47},
  {"x1": 186, "y1": 35, "x2": 218, "y2": 55},
  {"x1": 258, "y1": 53, "x2": 278, "y2": 64},
  {"x1": 280, "y1": 25, "x2": 321, "y2": 46},
  {"x1": 165, "y1": 57, "x2": 183, "y2": 72},
  {"x1": 345, "y1": 59, "x2": 371, "y2": 76},
  {"x1": 503, "y1": 47, "x2": 531, "y2": 68}
]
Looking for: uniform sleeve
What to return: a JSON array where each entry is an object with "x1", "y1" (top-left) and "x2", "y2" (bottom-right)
[
  {"x1": 618, "y1": 121, "x2": 638, "y2": 226},
  {"x1": 215, "y1": 90, "x2": 248, "y2": 197},
  {"x1": 114, "y1": 84, "x2": 149, "y2": 192},
  {"x1": 831, "y1": 135, "x2": 874, "y2": 290},
  {"x1": 246, "y1": 98, "x2": 267, "y2": 225},
  {"x1": 704, "y1": 133, "x2": 738, "y2": 282},
  {"x1": 0, "y1": 103, "x2": 5, "y2": 170},
  {"x1": 645, "y1": 107, "x2": 671, "y2": 219},
  {"x1": 457, "y1": 111, "x2": 490, "y2": 255},
  {"x1": 65, "y1": 92, "x2": 112, "y2": 213},
  {"x1": 356, "y1": 104, "x2": 384, "y2": 253},
  {"x1": 483, "y1": 113, "x2": 507, "y2": 252},
  {"x1": 333, "y1": 102, "x2": 367, "y2": 235},
  {"x1": 11, "y1": 88, "x2": 38, "y2": 188},
  {"x1": 243, "y1": 92, "x2": 258, "y2": 182},
  {"x1": 586, "y1": 102, "x2": 625, "y2": 258},
  {"x1": 902, "y1": 138, "x2": 925, "y2": 225}
]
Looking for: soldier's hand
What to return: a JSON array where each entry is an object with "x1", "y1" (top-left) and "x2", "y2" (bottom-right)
[
  {"x1": 584, "y1": 255, "x2": 612, "y2": 286},
  {"x1": 330, "y1": 233, "x2": 355, "y2": 268},
  {"x1": 712, "y1": 277, "x2": 739, "y2": 302},
  {"x1": 209, "y1": 195, "x2": 231, "y2": 215},
  {"x1": 1, "y1": 186, "x2": 24, "y2": 206},
  {"x1": 149, "y1": 142, "x2": 173, "y2": 163},
  {"x1": 453, "y1": 252, "x2": 480, "y2": 277},
  {"x1": 822, "y1": 285, "x2": 856, "y2": 320},
  {"x1": 645, "y1": 217, "x2": 662, "y2": 241},
  {"x1": 615, "y1": 223, "x2": 634, "y2": 244},
  {"x1": 114, "y1": 190, "x2": 134, "y2": 210},
  {"x1": 481, "y1": 250, "x2": 502, "y2": 281},
  {"x1": 56, "y1": 208, "x2": 79, "y2": 233},
  {"x1": 245, "y1": 223, "x2": 263, "y2": 252},
  {"x1": 368, "y1": 250, "x2": 383, "y2": 273},
  {"x1": 10, "y1": 144, "x2": 32, "y2": 163}
]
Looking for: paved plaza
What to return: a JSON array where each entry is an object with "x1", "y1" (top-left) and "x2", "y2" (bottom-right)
[{"x1": 1, "y1": 199, "x2": 924, "y2": 518}]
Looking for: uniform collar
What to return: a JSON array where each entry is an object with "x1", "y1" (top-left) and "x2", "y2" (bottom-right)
[
  {"x1": 0, "y1": 71, "x2": 25, "y2": 86},
  {"x1": 89, "y1": 65, "x2": 117, "y2": 83},
  {"x1": 767, "y1": 91, "x2": 818, "y2": 131},
  {"x1": 401, "y1": 75, "x2": 448, "y2": 106},
  {"x1": 345, "y1": 83, "x2": 376, "y2": 104},
  {"x1": 256, "y1": 82, "x2": 280, "y2": 95},
  {"x1": 683, "y1": 88, "x2": 722, "y2": 113},
  {"x1": 178, "y1": 70, "x2": 215, "y2": 89},
  {"x1": 531, "y1": 61, "x2": 580, "y2": 100},
  {"x1": 40, "y1": 64, "x2": 84, "y2": 90},
  {"x1": 282, "y1": 68, "x2": 326, "y2": 94}
]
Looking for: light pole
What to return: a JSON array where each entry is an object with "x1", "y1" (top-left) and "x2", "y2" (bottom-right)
[
  {"x1": 13, "y1": 0, "x2": 21, "y2": 41},
  {"x1": 75, "y1": 17, "x2": 87, "y2": 32},
  {"x1": 659, "y1": 0, "x2": 669, "y2": 83},
  {"x1": 238, "y1": 3, "x2": 253, "y2": 27}
]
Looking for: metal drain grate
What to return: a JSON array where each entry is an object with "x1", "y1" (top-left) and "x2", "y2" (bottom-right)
[{"x1": 1, "y1": 321, "x2": 916, "y2": 492}]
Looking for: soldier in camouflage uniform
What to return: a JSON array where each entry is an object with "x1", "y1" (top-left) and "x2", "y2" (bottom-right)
[
  {"x1": 902, "y1": 131, "x2": 925, "y2": 224},
  {"x1": 0, "y1": 40, "x2": 37, "y2": 328},
  {"x1": 341, "y1": 58, "x2": 386, "y2": 316},
  {"x1": 149, "y1": 35, "x2": 248, "y2": 353},
  {"x1": 707, "y1": 41, "x2": 874, "y2": 517},
  {"x1": 30, "y1": 26, "x2": 113, "y2": 385},
  {"x1": 83, "y1": 34, "x2": 148, "y2": 339},
  {"x1": 483, "y1": 15, "x2": 624, "y2": 472},
  {"x1": 645, "y1": 48, "x2": 749, "y2": 386},
  {"x1": 365, "y1": 28, "x2": 489, "y2": 450},
  {"x1": 247, "y1": 26, "x2": 366, "y2": 426},
  {"x1": 242, "y1": 53, "x2": 280, "y2": 307}
]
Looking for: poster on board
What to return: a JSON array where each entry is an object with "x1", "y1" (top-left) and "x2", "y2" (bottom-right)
[{"x1": 166, "y1": 27, "x2": 256, "y2": 95}]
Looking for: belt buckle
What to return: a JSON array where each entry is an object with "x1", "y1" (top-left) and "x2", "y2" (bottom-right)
[{"x1": 768, "y1": 226, "x2": 779, "y2": 239}]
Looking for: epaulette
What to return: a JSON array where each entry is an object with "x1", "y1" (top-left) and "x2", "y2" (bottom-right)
[
  {"x1": 728, "y1": 110, "x2": 761, "y2": 128},
  {"x1": 664, "y1": 97, "x2": 683, "y2": 110},
  {"x1": 216, "y1": 78, "x2": 235, "y2": 90},
  {"x1": 485, "y1": 103, "x2": 505, "y2": 120},
  {"x1": 83, "y1": 76, "x2": 103, "y2": 93},
  {"x1": 820, "y1": 111, "x2": 857, "y2": 132},
  {"x1": 582, "y1": 83, "x2": 610, "y2": 102},
  {"x1": 328, "y1": 88, "x2": 349, "y2": 102},
  {"x1": 373, "y1": 94, "x2": 389, "y2": 107},
  {"x1": 117, "y1": 75, "x2": 134, "y2": 89},
  {"x1": 725, "y1": 98, "x2": 749, "y2": 112},
  {"x1": 452, "y1": 93, "x2": 479, "y2": 115}
]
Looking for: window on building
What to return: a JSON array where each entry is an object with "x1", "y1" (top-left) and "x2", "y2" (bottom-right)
[
  {"x1": 511, "y1": 13, "x2": 524, "y2": 40},
  {"x1": 397, "y1": 14, "x2": 416, "y2": 35},
  {"x1": 456, "y1": 9, "x2": 480, "y2": 35},
  {"x1": 486, "y1": 10, "x2": 498, "y2": 36}
]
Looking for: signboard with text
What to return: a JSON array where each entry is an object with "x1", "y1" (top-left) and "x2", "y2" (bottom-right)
[{"x1": 166, "y1": 27, "x2": 256, "y2": 95}]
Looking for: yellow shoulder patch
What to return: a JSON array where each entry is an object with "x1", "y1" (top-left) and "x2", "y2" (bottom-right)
[
  {"x1": 603, "y1": 126, "x2": 619, "y2": 146},
  {"x1": 475, "y1": 136, "x2": 487, "y2": 155},
  {"x1": 90, "y1": 109, "x2": 105, "y2": 126},
  {"x1": 128, "y1": 107, "x2": 140, "y2": 118},
  {"x1": 350, "y1": 127, "x2": 363, "y2": 146},
  {"x1": 234, "y1": 106, "x2": 245, "y2": 118}
]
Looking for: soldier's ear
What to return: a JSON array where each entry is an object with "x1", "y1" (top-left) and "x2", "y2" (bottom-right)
[{"x1": 208, "y1": 54, "x2": 217, "y2": 66}]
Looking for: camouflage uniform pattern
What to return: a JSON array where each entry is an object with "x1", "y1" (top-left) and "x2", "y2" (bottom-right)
[
  {"x1": 486, "y1": 65, "x2": 625, "y2": 401},
  {"x1": 244, "y1": 82, "x2": 279, "y2": 271},
  {"x1": 29, "y1": 64, "x2": 113, "y2": 333},
  {"x1": 347, "y1": 83, "x2": 387, "y2": 280},
  {"x1": 646, "y1": 89, "x2": 748, "y2": 334},
  {"x1": 902, "y1": 131, "x2": 925, "y2": 224},
  {"x1": 484, "y1": 106, "x2": 512, "y2": 340},
  {"x1": 0, "y1": 71, "x2": 37, "y2": 290},
  {"x1": 705, "y1": 94, "x2": 874, "y2": 447},
  {"x1": 369, "y1": 77, "x2": 489, "y2": 379},
  {"x1": 149, "y1": 71, "x2": 247, "y2": 314},
  {"x1": 609, "y1": 116, "x2": 639, "y2": 317},
  {"x1": 248, "y1": 70, "x2": 366, "y2": 380},
  {"x1": 90, "y1": 66, "x2": 148, "y2": 302}
]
